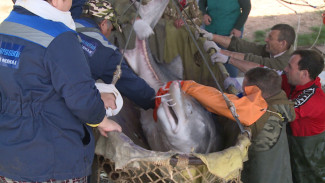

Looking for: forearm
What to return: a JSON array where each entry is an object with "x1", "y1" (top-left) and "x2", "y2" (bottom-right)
[
  {"x1": 220, "y1": 49, "x2": 245, "y2": 60},
  {"x1": 234, "y1": 0, "x2": 251, "y2": 30},
  {"x1": 211, "y1": 34, "x2": 232, "y2": 48},
  {"x1": 228, "y1": 57, "x2": 260, "y2": 73}
]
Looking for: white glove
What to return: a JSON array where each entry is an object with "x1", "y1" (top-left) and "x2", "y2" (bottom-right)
[
  {"x1": 195, "y1": 26, "x2": 213, "y2": 40},
  {"x1": 95, "y1": 83, "x2": 123, "y2": 117},
  {"x1": 211, "y1": 52, "x2": 230, "y2": 64},
  {"x1": 133, "y1": 19, "x2": 154, "y2": 40},
  {"x1": 203, "y1": 40, "x2": 221, "y2": 53},
  {"x1": 224, "y1": 76, "x2": 243, "y2": 92}
]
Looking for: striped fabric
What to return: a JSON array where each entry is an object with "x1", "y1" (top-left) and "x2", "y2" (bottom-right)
[{"x1": 0, "y1": 176, "x2": 87, "y2": 183}]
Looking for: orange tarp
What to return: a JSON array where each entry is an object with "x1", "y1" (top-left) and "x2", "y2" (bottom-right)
[{"x1": 181, "y1": 81, "x2": 267, "y2": 126}]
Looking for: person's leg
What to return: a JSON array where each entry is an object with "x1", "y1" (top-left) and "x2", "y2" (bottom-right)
[{"x1": 224, "y1": 63, "x2": 239, "y2": 77}]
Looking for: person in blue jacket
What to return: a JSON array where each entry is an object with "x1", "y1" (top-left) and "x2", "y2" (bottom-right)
[
  {"x1": 74, "y1": 0, "x2": 156, "y2": 110},
  {"x1": 0, "y1": 0, "x2": 121, "y2": 182}
]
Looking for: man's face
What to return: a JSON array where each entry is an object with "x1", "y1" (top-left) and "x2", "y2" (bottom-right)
[
  {"x1": 284, "y1": 54, "x2": 304, "y2": 86},
  {"x1": 264, "y1": 30, "x2": 285, "y2": 56}
]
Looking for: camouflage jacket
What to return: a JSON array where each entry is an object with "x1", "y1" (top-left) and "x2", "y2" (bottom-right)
[
  {"x1": 249, "y1": 90, "x2": 295, "y2": 151},
  {"x1": 163, "y1": 0, "x2": 202, "y2": 26}
]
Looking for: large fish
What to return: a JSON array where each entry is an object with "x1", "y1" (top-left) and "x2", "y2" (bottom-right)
[{"x1": 124, "y1": 37, "x2": 224, "y2": 153}]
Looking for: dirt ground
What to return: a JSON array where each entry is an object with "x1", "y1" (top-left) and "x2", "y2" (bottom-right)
[
  {"x1": 1, "y1": 0, "x2": 324, "y2": 42},
  {"x1": 244, "y1": 0, "x2": 325, "y2": 41}
]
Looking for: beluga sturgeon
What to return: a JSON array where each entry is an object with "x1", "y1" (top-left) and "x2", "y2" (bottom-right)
[{"x1": 124, "y1": 37, "x2": 224, "y2": 153}]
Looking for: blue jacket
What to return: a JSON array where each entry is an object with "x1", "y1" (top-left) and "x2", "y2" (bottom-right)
[
  {"x1": 0, "y1": 7, "x2": 105, "y2": 181},
  {"x1": 75, "y1": 18, "x2": 155, "y2": 110}
]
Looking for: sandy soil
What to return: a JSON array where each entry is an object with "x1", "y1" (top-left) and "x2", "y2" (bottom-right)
[
  {"x1": 0, "y1": 0, "x2": 324, "y2": 41},
  {"x1": 244, "y1": 0, "x2": 325, "y2": 41}
]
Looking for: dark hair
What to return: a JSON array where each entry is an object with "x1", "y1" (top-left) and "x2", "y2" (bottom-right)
[
  {"x1": 271, "y1": 24, "x2": 296, "y2": 49},
  {"x1": 245, "y1": 67, "x2": 282, "y2": 98},
  {"x1": 293, "y1": 49, "x2": 324, "y2": 80}
]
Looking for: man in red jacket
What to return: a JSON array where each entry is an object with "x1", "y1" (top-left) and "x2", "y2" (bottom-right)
[
  {"x1": 282, "y1": 49, "x2": 325, "y2": 136},
  {"x1": 282, "y1": 49, "x2": 325, "y2": 183}
]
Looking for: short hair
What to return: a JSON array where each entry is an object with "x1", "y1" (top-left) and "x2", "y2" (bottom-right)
[
  {"x1": 271, "y1": 24, "x2": 296, "y2": 49},
  {"x1": 293, "y1": 49, "x2": 325, "y2": 80},
  {"x1": 245, "y1": 67, "x2": 282, "y2": 98}
]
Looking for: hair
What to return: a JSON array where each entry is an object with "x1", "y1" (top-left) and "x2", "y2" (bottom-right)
[
  {"x1": 292, "y1": 49, "x2": 325, "y2": 80},
  {"x1": 271, "y1": 24, "x2": 296, "y2": 49},
  {"x1": 245, "y1": 67, "x2": 282, "y2": 98}
]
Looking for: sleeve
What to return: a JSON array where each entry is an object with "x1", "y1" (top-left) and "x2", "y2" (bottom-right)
[
  {"x1": 233, "y1": 0, "x2": 251, "y2": 30},
  {"x1": 228, "y1": 36, "x2": 266, "y2": 55},
  {"x1": 244, "y1": 53, "x2": 289, "y2": 70},
  {"x1": 44, "y1": 32, "x2": 105, "y2": 124},
  {"x1": 198, "y1": 0, "x2": 208, "y2": 15},
  {"x1": 98, "y1": 49, "x2": 156, "y2": 110}
]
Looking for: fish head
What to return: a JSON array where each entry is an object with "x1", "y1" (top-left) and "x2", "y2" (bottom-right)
[{"x1": 156, "y1": 81, "x2": 221, "y2": 153}]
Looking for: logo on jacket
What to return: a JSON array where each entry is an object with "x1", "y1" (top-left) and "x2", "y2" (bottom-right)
[
  {"x1": 0, "y1": 41, "x2": 24, "y2": 69},
  {"x1": 294, "y1": 86, "x2": 316, "y2": 108},
  {"x1": 79, "y1": 34, "x2": 97, "y2": 57}
]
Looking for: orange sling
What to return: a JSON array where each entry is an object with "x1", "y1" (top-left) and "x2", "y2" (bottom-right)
[{"x1": 181, "y1": 80, "x2": 267, "y2": 126}]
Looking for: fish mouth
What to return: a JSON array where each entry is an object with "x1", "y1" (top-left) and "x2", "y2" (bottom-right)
[{"x1": 158, "y1": 81, "x2": 185, "y2": 134}]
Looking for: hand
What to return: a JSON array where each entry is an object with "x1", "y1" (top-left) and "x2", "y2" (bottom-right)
[
  {"x1": 195, "y1": 26, "x2": 213, "y2": 41},
  {"x1": 100, "y1": 93, "x2": 117, "y2": 110},
  {"x1": 230, "y1": 28, "x2": 242, "y2": 38},
  {"x1": 224, "y1": 76, "x2": 243, "y2": 92},
  {"x1": 211, "y1": 52, "x2": 229, "y2": 64},
  {"x1": 203, "y1": 40, "x2": 221, "y2": 53},
  {"x1": 203, "y1": 14, "x2": 211, "y2": 25},
  {"x1": 97, "y1": 117, "x2": 122, "y2": 137},
  {"x1": 174, "y1": 19, "x2": 184, "y2": 29}
]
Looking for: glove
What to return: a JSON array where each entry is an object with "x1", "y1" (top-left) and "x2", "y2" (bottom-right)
[
  {"x1": 195, "y1": 25, "x2": 213, "y2": 40},
  {"x1": 133, "y1": 19, "x2": 154, "y2": 40},
  {"x1": 224, "y1": 76, "x2": 243, "y2": 93},
  {"x1": 95, "y1": 83, "x2": 123, "y2": 117},
  {"x1": 203, "y1": 40, "x2": 221, "y2": 53},
  {"x1": 210, "y1": 52, "x2": 230, "y2": 64}
]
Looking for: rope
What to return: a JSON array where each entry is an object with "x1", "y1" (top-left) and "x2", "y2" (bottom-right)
[
  {"x1": 171, "y1": 0, "x2": 250, "y2": 137},
  {"x1": 276, "y1": 0, "x2": 325, "y2": 51},
  {"x1": 277, "y1": 0, "x2": 325, "y2": 9},
  {"x1": 309, "y1": 20, "x2": 324, "y2": 49},
  {"x1": 295, "y1": 14, "x2": 301, "y2": 50},
  {"x1": 111, "y1": 0, "x2": 143, "y2": 85}
]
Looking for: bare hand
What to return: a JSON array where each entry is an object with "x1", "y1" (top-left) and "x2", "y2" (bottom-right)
[
  {"x1": 230, "y1": 28, "x2": 242, "y2": 38},
  {"x1": 203, "y1": 14, "x2": 211, "y2": 25},
  {"x1": 174, "y1": 19, "x2": 184, "y2": 28},
  {"x1": 101, "y1": 93, "x2": 116, "y2": 110},
  {"x1": 97, "y1": 117, "x2": 122, "y2": 137}
]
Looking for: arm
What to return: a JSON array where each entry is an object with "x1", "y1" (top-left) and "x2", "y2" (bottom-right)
[
  {"x1": 210, "y1": 50, "x2": 260, "y2": 73},
  {"x1": 99, "y1": 50, "x2": 156, "y2": 110},
  {"x1": 46, "y1": 32, "x2": 105, "y2": 124},
  {"x1": 233, "y1": 0, "x2": 251, "y2": 32},
  {"x1": 211, "y1": 34, "x2": 232, "y2": 49},
  {"x1": 228, "y1": 57, "x2": 260, "y2": 73},
  {"x1": 220, "y1": 49, "x2": 245, "y2": 60},
  {"x1": 244, "y1": 53, "x2": 290, "y2": 70}
]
